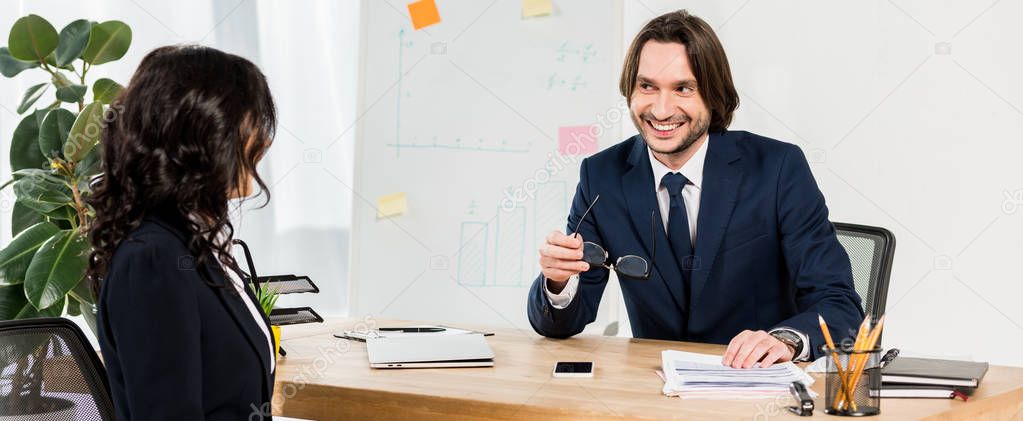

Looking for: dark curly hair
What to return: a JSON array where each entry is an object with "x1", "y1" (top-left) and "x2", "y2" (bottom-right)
[{"x1": 86, "y1": 45, "x2": 276, "y2": 291}]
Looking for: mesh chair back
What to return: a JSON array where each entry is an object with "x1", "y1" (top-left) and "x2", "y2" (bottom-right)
[
  {"x1": 0, "y1": 317, "x2": 114, "y2": 421},
  {"x1": 833, "y1": 223, "x2": 896, "y2": 317}
]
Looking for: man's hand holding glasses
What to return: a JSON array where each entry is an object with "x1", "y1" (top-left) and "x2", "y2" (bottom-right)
[
  {"x1": 539, "y1": 231, "x2": 590, "y2": 294},
  {"x1": 539, "y1": 195, "x2": 655, "y2": 295}
]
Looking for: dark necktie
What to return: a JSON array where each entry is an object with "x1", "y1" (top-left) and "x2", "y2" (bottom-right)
[
  {"x1": 661, "y1": 172, "x2": 693, "y2": 272},
  {"x1": 661, "y1": 172, "x2": 693, "y2": 337}
]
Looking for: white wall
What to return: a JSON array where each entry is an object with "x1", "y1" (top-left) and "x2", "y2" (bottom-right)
[{"x1": 623, "y1": 0, "x2": 1023, "y2": 367}]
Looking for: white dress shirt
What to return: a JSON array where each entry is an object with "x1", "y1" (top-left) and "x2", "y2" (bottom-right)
[{"x1": 543, "y1": 138, "x2": 811, "y2": 361}]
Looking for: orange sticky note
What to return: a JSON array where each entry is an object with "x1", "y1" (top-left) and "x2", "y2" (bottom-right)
[{"x1": 408, "y1": 0, "x2": 441, "y2": 30}]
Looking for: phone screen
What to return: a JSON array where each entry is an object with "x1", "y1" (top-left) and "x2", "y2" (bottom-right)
[{"x1": 554, "y1": 362, "x2": 594, "y2": 373}]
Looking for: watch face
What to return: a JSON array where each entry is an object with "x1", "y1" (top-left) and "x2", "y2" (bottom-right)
[{"x1": 772, "y1": 331, "x2": 803, "y2": 354}]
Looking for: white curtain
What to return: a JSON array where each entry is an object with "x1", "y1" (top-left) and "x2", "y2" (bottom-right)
[{"x1": 0, "y1": 0, "x2": 360, "y2": 317}]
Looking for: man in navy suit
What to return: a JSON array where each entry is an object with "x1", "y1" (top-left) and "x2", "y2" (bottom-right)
[{"x1": 527, "y1": 10, "x2": 864, "y2": 367}]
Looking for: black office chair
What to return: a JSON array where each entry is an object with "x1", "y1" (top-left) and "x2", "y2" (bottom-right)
[
  {"x1": 833, "y1": 222, "x2": 896, "y2": 318},
  {"x1": 0, "y1": 317, "x2": 114, "y2": 420}
]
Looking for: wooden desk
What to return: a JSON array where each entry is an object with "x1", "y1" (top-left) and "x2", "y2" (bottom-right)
[{"x1": 272, "y1": 318, "x2": 1023, "y2": 420}]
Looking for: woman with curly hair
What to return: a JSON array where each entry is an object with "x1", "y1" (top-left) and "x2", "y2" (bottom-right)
[{"x1": 87, "y1": 44, "x2": 277, "y2": 420}]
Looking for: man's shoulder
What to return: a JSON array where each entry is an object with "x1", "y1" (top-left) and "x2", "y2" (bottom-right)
[{"x1": 722, "y1": 130, "x2": 800, "y2": 156}]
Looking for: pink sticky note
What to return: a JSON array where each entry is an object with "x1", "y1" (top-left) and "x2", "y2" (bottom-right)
[{"x1": 558, "y1": 126, "x2": 598, "y2": 156}]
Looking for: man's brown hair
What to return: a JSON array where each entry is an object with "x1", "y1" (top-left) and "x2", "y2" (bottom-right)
[{"x1": 620, "y1": 10, "x2": 739, "y2": 133}]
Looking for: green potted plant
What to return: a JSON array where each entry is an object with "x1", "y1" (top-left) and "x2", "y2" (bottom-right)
[
  {"x1": 251, "y1": 283, "x2": 282, "y2": 357},
  {"x1": 0, "y1": 14, "x2": 131, "y2": 419}
]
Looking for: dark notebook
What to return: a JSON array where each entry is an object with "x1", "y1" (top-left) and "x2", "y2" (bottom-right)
[
  {"x1": 869, "y1": 384, "x2": 977, "y2": 399},
  {"x1": 881, "y1": 357, "x2": 988, "y2": 388}
]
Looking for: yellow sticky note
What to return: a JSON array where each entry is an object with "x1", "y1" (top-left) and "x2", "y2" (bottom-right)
[
  {"x1": 408, "y1": 0, "x2": 441, "y2": 30},
  {"x1": 377, "y1": 192, "x2": 408, "y2": 218},
  {"x1": 522, "y1": 0, "x2": 552, "y2": 18}
]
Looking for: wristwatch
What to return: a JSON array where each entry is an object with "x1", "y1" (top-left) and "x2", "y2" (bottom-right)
[{"x1": 770, "y1": 329, "x2": 804, "y2": 358}]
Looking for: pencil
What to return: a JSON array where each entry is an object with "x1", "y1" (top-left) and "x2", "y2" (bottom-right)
[
  {"x1": 837, "y1": 315, "x2": 872, "y2": 410},
  {"x1": 845, "y1": 315, "x2": 886, "y2": 406},
  {"x1": 818, "y1": 314, "x2": 855, "y2": 407}
]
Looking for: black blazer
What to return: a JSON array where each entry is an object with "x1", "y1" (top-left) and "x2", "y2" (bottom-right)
[{"x1": 97, "y1": 214, "x2": 275, "y2": 420}]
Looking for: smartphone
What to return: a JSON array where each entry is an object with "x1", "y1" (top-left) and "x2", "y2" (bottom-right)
[{"x1": 552, "y1": 361, "x2": 594, "y2": 378}]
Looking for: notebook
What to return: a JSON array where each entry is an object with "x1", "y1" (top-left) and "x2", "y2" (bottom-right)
[
  {"x1": 366, "y1": 333, "x2": 495, "y2": 368},
  {"x1": 880, "y1": 357, "x2": 988, "y2": 388},
  {"x1": 869, "y1": 384, "x2": 968, "y2": 399}
]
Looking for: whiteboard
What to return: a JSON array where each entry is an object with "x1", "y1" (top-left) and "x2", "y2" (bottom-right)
[{"x1": 350, "y1": 0, "x2": 625, "y2": 332}]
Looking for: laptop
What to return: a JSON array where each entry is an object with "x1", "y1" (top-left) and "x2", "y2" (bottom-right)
[{"x1": 366, "y1": 333, "x2": 495, "y2": 368}]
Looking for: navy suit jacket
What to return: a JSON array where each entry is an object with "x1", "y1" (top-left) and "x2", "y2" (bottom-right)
[
  {"x1": 98, "y1": 214, "x2": 275, "y2": 420},
  {"x1": 527, "y1": 131, "x2": 864, "y2": 359}
]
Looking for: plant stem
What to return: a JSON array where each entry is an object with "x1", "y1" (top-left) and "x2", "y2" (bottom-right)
[
  {"x1": 78, "y1": 60, "x2": 89, "y2": 112},
  {"x1": 69, "y1": 176, "x2": 89, "y2": 233}
]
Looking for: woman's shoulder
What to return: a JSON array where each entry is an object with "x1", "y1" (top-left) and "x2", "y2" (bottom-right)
[{"x1": 108, "y1": 217, "x2": 193, "y2": 276}]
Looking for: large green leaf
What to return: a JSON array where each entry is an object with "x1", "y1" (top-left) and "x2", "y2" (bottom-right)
[
  {"x1": 54, "y1": 20, "x2": 92, "y2": 66},
  {"x1": 10, "y1": 112, "x2": 45, "y2": 171},
  {"x1": 92, "y1": 78, "x2": 123, "y2": 104},
  {"x1": 43, "y1": 52, "x2": 75, "y2": 72},
  {"x1": 66, "y1": 295, "x2": 81, "y2": 316},
  {"x1": 0, "y1": 283, "x2": 29, "y2": 319},
  {"x1": 80, "y1": 21, "x2": 131, "y2": 65},
  {"x1": 0, "y1": 47, "x2": 39, "y2": 77},
  {"x1": 0, "y1": 284, "x2": 64, "y2": 320},
  {"x1": 65, "y1": 102, "x2": 104, "y2": 162},
  {"x1": 69, "y1": 277, "x2": 95, "y2": 305},
  {"x1": 7, "y1": 15, "x2": 58, "y2": 62},
  {"x1": 12, "y1": 202, "x2": 44, "y2": 236},
  {"x1": 56, "y1": 83, "x2": 86, "y2": 103},
  {"x1": 44, "y1": 205, "x2": 77, "y2": 222},
  {"x1": 38, "y1": 108, "x2": 75, "y2": 158},
  {"x1": 33, "y1": 108, "x2": 49, "y2": 126},
  {"x1": 75, "y1": 144, "x2": 102, "y2": 178},
  {"x1": 18, "y1": 295, "x2": 65, "y2": 318},
  {"x1": 13, "y1": 171, "x2": 72, "y2": 214},
  {"x1": 0, "y1": 221, "x2": 60, "y2": 286},
  {"x1": 24, "y1": 229, "x2": 89, "y2": 310},
  {"x1": 16, "y1": 82, "x2": 47, "y2": 114}
]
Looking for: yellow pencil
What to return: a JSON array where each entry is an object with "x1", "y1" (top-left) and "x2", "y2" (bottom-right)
[
  {"x1": 818, "y1": 314, "x2": 855, "y2": 407},
  {"x1": 837, "y1": 315, "x2": 872, "y2": 411},
  {"x1": 845, "y1": 315, "x2": 886, "y2": 406}
]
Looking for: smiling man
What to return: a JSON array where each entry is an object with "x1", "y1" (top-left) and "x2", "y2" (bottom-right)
[{"x1": 527, "y1": 10, "x2": 864, "y2": 367}]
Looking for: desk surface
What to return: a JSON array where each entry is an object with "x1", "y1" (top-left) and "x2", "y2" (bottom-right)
[{"x1": 272, "y1": 318, "x2": 1023, "y2": 420}]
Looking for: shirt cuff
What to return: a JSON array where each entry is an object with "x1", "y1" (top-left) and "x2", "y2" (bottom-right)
[
  {"x1": 544, "y1": 275, "x2": 579, "y2": 309},
  {"x1": 769, "y1": 327, "x2": 812, "y2": 362}
]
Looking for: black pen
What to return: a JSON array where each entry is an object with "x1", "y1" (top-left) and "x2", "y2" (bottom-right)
[
  {"x1": 378, "y1": 327, "x2": 446, "y2": 333},
  {"x1": 880, "y1": 348, "x2": 900, "y2": 368}
]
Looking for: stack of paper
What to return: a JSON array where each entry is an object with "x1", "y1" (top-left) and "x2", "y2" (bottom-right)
[{"x1": 660, "y1": 350, "x2": 815, "y2": 399}]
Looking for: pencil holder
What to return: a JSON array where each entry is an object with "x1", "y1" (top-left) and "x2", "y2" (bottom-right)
[{"x1": 823, "y1": 346, "x2": 881, "y2": 416}]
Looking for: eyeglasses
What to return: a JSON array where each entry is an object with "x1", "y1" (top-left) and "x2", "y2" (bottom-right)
[{"x1": 572, "y1": 194, "x2": 656, "y2": 280}]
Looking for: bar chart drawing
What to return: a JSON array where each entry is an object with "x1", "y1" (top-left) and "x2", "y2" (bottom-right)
[
  {"x1": 493, "y1": 205, "x2": 527, "y2": 287},
  {"x1": 533, "y1": 181, "x2": 569, "y2": 275},
  {"x1": 456, "y1": 221, "x2": 488, "y2": 286}
]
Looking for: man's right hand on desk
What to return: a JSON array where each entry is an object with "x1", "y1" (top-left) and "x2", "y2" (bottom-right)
[{"x1": 539, "y1": 230, "x2": 590, "y2": 294}]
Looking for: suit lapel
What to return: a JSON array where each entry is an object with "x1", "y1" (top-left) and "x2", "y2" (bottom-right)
[
  {"x1": 691, "y1": 132, "x2": 743, "y2": 304},
  {"x1": 203, "y1": 261, "x2": 273, "y2": 379},
  {"x1": 621, "y1": 137, "x2": 686, "y2": 312}
]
